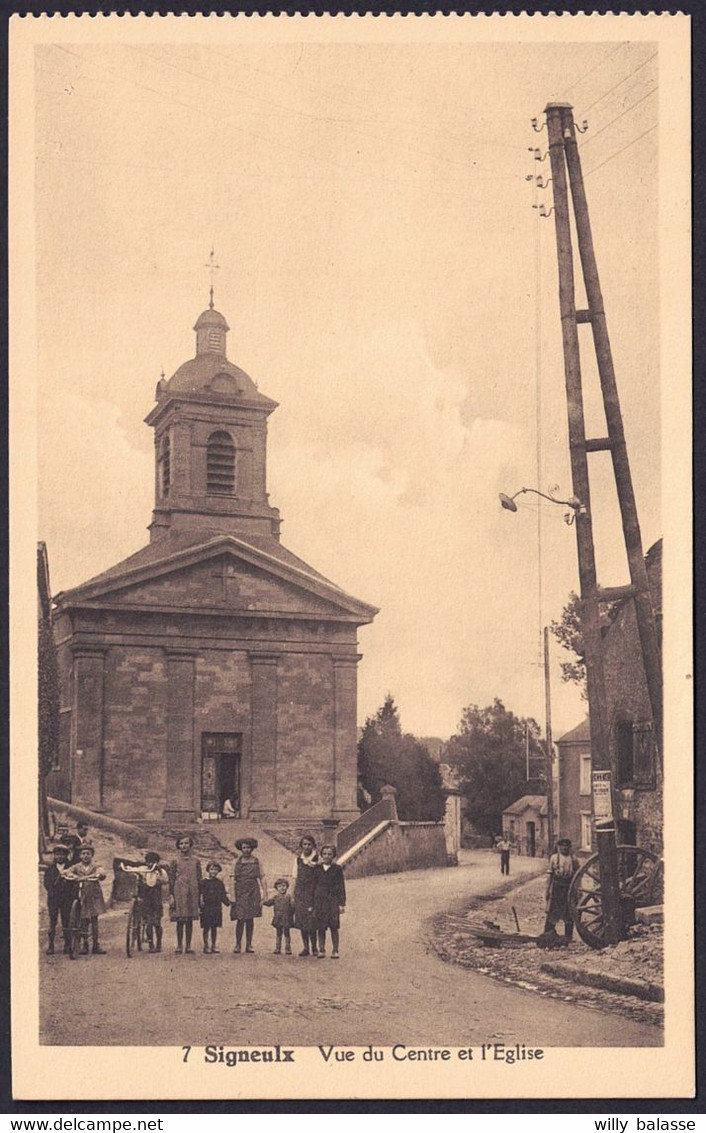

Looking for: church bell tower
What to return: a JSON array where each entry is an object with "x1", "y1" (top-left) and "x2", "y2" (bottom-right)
[{"x1": 145, "y1": 296, "x2": 281, "y2": 542}]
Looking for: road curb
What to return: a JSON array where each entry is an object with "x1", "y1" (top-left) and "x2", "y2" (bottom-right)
[{"x1": 539, "y1": 961, "x2": 664, "y2": 1003}]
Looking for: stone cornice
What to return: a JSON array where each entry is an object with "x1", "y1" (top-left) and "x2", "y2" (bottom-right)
[{"x1": 70, "y1": 645, "x2": 108, "y2": 659}]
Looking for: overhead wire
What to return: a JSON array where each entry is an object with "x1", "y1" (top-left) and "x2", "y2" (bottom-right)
[
  {"x1": 580, "y1": 86, "x2": 658, "y2": 148},
  {"x1": 578, "y1": 51, "x2": 658, "y2": 115},
  {"x1": 583, "y1": 122, "x2": 657, "y2": 179},
  {"x1": 555, "y1": 43, "x2": 627, "y2": 100},
  {"x1": 44, "y1": 44, "x2": 530, "y2": 202}
]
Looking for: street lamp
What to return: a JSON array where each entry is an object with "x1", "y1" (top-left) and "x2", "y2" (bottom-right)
[
  {"x1": 498, "y1": 485, "x2": 571, "y2": 860},
  {"x1": 499, "y1": 487, "x2": 584, "y2": 524}
]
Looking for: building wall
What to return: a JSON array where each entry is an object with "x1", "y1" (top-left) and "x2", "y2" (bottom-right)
[
  {"x1": 502, "y1": 807, "x2": 548, "y2": 857},
  {"x1": 103, "y1": 647, "x2": 168, "y2": 819},
  {"x1": 277, "y1": 653, "x2": 335, "y2": 816},
  {"x1": 343, "y1": 821, "x2": 448, "y2": 879},
  {"x1": 556, "y1": 738, "x2": 591, "y2": 854},
  {"x1": 53, "y1": 605, "x2": 360, "y2": 825},
  {"x1": 555, "y1": 543, "x2": 662, "y2": 858},
  {"x1": 602, "y1": 546, "x2": 663, "y2": 857}
]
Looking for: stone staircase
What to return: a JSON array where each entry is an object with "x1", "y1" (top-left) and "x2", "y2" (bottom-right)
[{"x1": 139, "y1": 818, "x2": 296, "y2": 883}]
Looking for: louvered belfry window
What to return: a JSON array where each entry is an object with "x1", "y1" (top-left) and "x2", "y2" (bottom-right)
[
  {"x1": 207, "y1": 430, "x2": 236, "y2": 495},
  {"x1": 160, "y1": 431, "x2": 171, "y2": 498}
]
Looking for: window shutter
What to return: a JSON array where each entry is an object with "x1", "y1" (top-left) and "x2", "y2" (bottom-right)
[{"x1": 632, "y1": 722, "x2": 655, "y2": 788}]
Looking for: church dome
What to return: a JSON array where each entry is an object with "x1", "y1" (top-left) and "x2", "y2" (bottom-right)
[
  {"x1": 194, "y1": 307, "x2": 230, "y2": 333},
  {"x1": 165, "y1": 353, "x2": 260, "y2": 397}
]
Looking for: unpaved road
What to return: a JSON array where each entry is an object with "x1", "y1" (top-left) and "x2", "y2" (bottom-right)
[{"x1": 40, "y1": 852, "x2": 660, "y2": 1047}]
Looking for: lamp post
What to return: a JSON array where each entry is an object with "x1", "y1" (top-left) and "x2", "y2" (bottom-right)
[
  {"x1": 499, "y1": 487, "x2": 565, "y2": 858},
  {"x1": 500, "y1": 480, "x2": 622, "y2": 943},
  {"x1": 499, "y1": 487, "x2": 584, "y2": 523}
]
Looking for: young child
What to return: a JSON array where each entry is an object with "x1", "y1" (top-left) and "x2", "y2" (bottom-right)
[
  {"x1": 199, "y1": 861, "x2": 230, "y2": 953},
  {"x1": 62, "y1": 844, "x2": 107, "y2": 955},
  {"x1": 262, "y1": 878, "x2": 295, "y2": 955},
  {"x1": 168, "y1": 835, "x2": 202, "y2": 954},
  {"x1": 311, "y1": 845, "x2": 346, "y2": 960},
  {"x1": 120, "y1": 851, "x2": 169, "y2": 952},
  {"x1": 43, "y1": 844, "x2": 74, "y2": 955}
]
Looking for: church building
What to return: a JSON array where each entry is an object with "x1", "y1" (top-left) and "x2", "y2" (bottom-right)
[{"x1": 49, "y1": 298, "x2": 377, "y2": 825}]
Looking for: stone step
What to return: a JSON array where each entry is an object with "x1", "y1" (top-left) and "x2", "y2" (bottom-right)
[{"x1": 140, "y1": 819, "x2": 296, "y2": 885}]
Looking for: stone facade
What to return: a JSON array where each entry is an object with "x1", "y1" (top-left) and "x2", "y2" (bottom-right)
[
  {"x1": 555, "y1": 718, "x2": 592, "y2": 855},
  {"x1": 556, "y1": 540, "x2": 663, "y2": 857},
  {"x1": 49, "y1": 302, "x2": 377, "y2": 825}
]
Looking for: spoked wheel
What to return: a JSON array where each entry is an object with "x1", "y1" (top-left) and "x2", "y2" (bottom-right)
[
  {"x1": 67, "y1": 899, "x2": 84, "y2": 960},
  {"x1": 126, "y1": 905, "x2": 142, "y2": 958},
  {"x1": 569, "y1": 845, "x2": 663, "y2": 949}
]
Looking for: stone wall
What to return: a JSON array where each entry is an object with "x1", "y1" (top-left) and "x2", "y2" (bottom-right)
[
  {"x1": 56, "y1": 631, "x2": 359, "y2": 824},
  {"x1": 103, "y1": 647, "x2": 168, "y2": 819},
  {"x1": 277, "y1": 654, "x2": 335, "y2": 816},
  {"x1": 602, "y1": 543, "x2": 663, "y2": 857},
  {"x1": 343, "y1": 821, "x2": 448, "y2": 879}
]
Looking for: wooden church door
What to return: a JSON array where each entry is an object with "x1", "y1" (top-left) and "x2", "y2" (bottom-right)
[{"x1": 201, "y1": 733, "x2": 242, "y2": 818}]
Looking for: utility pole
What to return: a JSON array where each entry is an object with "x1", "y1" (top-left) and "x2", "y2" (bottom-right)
[
  {"x1": 544, "y1": 102, "x2": 622, "y2": 943},
  {"x1": 543, "y1": 626, "x2": 555, "y2": 856},
  {"x1": 562, "y1": 126, "x2": 663, "y2": 749}
]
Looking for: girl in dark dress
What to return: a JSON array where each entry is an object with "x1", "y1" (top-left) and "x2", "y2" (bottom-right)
[
  {"x1": 199, "y1": 861, "x2": 230, "y2": 953},
  {"x1": 311, "y1": 844, "x2": 346, "y2": 959},
  {"x1": 231, "y1": 838, "x2": 265, "y2": 953},
  {"x1": 292, "y1": 834, "x2": 319, "y2": 956}
]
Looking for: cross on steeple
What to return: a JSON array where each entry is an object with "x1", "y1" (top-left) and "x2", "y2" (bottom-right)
[{"x1": 205, "y1": 246, "x2": 220, "y2": 310}]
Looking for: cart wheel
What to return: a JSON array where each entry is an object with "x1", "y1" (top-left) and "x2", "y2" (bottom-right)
[
  {"x1": 67, "y1": 899, "x2": 83, "y2": 960},
  {"x1": 569, "y1": 845, "x2": 663, "y2": 949}
]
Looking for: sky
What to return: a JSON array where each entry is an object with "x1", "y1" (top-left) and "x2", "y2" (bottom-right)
[{"x1": 33, "y1": 27, "x2": 662, "y2": 740}]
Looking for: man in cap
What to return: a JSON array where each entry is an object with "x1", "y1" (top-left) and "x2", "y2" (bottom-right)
[{"x1": 543, "y1": 836, "x2": 580, "y2": 943}]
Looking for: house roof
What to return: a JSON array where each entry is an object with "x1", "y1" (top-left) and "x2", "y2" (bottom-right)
[
  {"x1": 556, "y1": 717, "x2": 591, "y2": 745},
  {"x1": 502, "y1": 794, "x2": 548, "y2": 817}
]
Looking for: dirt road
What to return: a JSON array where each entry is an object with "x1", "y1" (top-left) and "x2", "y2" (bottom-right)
[{"x1": 40, "y1": 851, "x2": 660, "y2": 1048}]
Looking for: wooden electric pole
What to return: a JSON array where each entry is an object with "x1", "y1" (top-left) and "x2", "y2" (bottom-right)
[
  {"x1": 543, "y1": 626, "x2": 555, "y2": 857},
  {"x1": 544, "y1": 102, "x2": 621, "y2": 942},
  {"x1": 543, "y1": 100, "x2": 663, "y2": 943}
]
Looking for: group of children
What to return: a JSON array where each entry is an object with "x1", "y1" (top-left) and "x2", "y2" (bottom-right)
[{"x1": 43, "y1": 826, "x2": 347, "y2": 960}]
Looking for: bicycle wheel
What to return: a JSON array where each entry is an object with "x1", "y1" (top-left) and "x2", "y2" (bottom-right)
[
  {"x1": 67, "y1": 899, "x2": 82, "y2": 960},
  {"x1": 126, "y1": 904, "x2": 138, "y2": 959}
]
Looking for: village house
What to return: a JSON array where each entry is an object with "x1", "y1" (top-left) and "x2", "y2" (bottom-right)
[
  {"x1": 48, "y1": 299, "x2": 377, "y2": 826},
  {"x1": 501, "y1": 794, "x2": 549, "y2": 857},
  {"x1": 555, "y1": 539, "x2": 663, "y2": 858}
]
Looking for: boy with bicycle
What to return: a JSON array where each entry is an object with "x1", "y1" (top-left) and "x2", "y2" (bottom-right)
[
  {"x1": 120, "y1": 851, "x2": 169, "y2": 952},
  {"x1": 62, "y1": 844, "x2": 107, "y2": 955}
]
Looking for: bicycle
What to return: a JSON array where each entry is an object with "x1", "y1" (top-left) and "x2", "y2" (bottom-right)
[
  {"x1": 66, "y1": 881, "x2": 90, "y2": 960},
  {"x1": 125, "y1": 890, "x2": 148, "y2": 958}
]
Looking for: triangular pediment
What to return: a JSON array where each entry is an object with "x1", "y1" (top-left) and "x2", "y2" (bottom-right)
[{"x1": 55, "y1": 536, "x2": 377, "y2": 623}]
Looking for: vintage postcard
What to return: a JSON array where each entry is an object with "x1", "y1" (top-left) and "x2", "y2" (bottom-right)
[{"x1": 10, "y1": 11, "x2": 692, "y2": 1101}]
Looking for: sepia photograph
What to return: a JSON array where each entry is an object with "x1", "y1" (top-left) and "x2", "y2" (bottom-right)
[{"x1": 10, "y1": 11, "x2": 692, "y2": 1100}]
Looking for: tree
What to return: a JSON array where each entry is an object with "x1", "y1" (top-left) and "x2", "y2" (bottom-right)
[
  {"x1": 38, "y1": 602, "x2": 59, "y2": 841},
  {"x1": 550, "y1": 591, "x2": 587, "y2": 697},
  {"x1": 550, "y1": 590, "x2": 618, "y2": 698},
  {"x1": 444, "y1": 699, "x2": 545, "y2": 837},
  {"x1": 358, "y1": 694, "x2": 446, "y2": 822}
]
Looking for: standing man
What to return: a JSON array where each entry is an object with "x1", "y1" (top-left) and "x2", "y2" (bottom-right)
[
  {"x1": 496, "y1": 834, "x2": 511, "y2": 876},
  {"x1": 543, "y1": 836, "x2": 580, "y2": 943}
]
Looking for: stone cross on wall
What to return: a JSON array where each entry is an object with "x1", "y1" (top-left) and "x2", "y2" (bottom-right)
[{"x1": 211, "y1": 558, "x2": 240, "y2": 601}]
